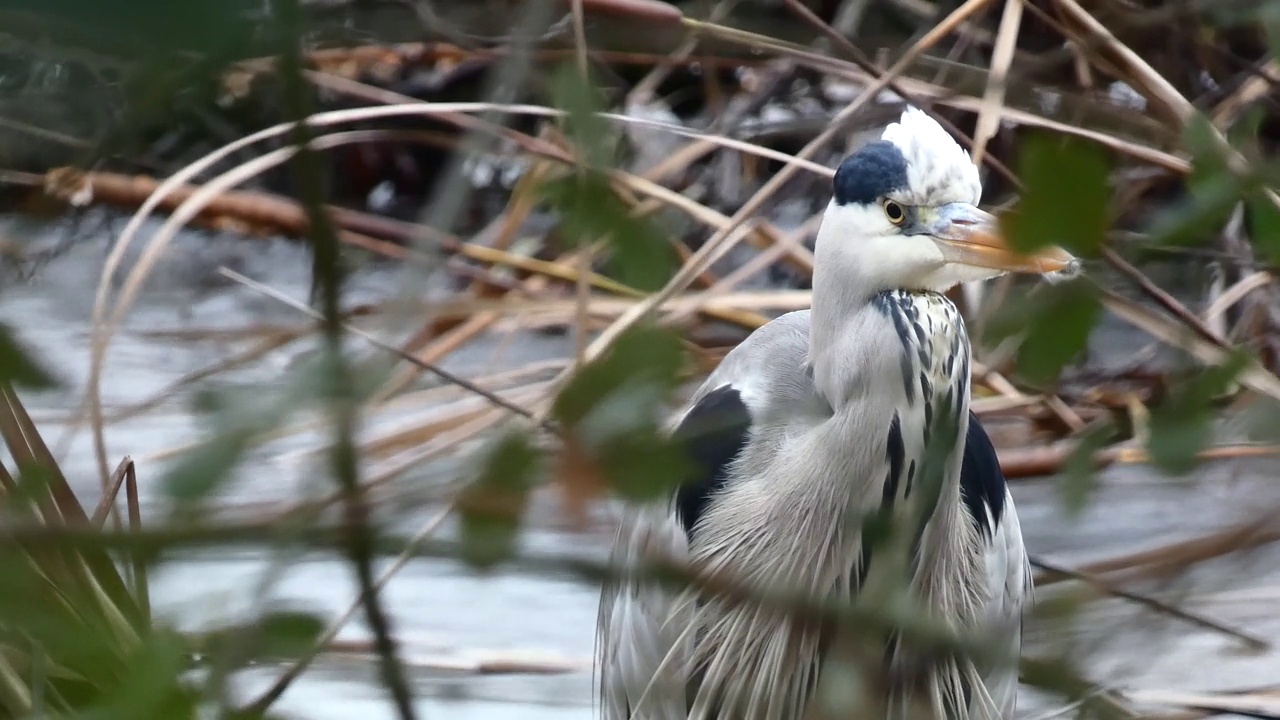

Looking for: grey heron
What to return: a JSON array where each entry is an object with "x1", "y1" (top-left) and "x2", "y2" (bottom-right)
[{"x1": 595, "y1": 107, "x2": 1077, "y2": 720}]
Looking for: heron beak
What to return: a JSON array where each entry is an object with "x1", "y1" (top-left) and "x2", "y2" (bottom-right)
[{"x1": 926, "y1": 203, "x2": 1076, "y2": 275}]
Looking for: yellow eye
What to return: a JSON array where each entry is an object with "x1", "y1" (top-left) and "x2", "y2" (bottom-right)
[{"x1": 883, "y1": 200, "x2": 906, "y2": 225}]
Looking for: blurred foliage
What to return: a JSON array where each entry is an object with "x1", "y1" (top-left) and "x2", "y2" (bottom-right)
[
  {"x1": 1059, "y1": 424, "x2": 1113, "y2": 516},
  {"x1": 541, "y1": 64, "x2": 678, "y2": 291},
  {"x1": 457, "y1": 429, "x2": 540, "y2": 570},
  {"x1": 985, "y1": 278, "x2": 1102, "y2": 386},
  {"x1": 4, "y1": 1, "x2": 261, "y2": 56},
  {"x1": 0, "y1": 372, "x2": 188, "y2": 716},
  {"x1": 0, "y1": 324, "x2": 57, "y2": 389},
  {"x1": 1146, "y1": 352, "x2": 1249, "y2": 475},
  {"x1": 1005, "y1": 133, "x2": 1110, "y2": 258},
  {"x1": 552, "y1": 324, "x2": 690, "y2": 500}
]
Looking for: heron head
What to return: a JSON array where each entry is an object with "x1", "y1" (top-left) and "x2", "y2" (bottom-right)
[{"x1": 815, "y1": 107, "x2": 1077, "y2": 294}]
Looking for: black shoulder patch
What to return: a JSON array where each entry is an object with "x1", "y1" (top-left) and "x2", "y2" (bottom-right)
[
  {"x1": 960, "y1": 411, "x2": 1006, "y2": 539},
  {"x1": 673, "y1": 385, "x2": 752, "y2": 539},
  {"x1": 833, "y1": 140, "x2": 910, "y2": 206}
]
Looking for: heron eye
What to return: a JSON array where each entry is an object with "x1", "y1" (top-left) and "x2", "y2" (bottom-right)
[{"x1": 882, "y1": 200, "x2": 906, "y2": 225}]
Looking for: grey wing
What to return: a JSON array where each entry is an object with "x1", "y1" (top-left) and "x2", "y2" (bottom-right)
[
  {"x1": 980, "y1": 491, "x2": 1030, "y2": 719},
  {"x1": 596, "y1": 312, "x2": 815, "y2": 720},
  {"x1": 959, "y1": 416, "x2": 1032, "y2": 719},
  {"x1": 597, "y1": 504, "x2": 697, "y2": 720},
  {"x1": 596, "y1": 383, "x2": 756, "y2": 719}
]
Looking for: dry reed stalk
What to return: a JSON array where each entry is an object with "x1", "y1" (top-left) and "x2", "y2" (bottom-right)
[
  {"x1": 805, "y1": 61, "x2": 1191, "y2": 173},
  {"x1": 318, "y1": 645, "x2": 590, "y2": 675},
  {"x1": 1100, "y1": 290, "x2": 1280, "y2": 401},
  {"x1": 1210, "y1": 59, "x2": 1280, "y2": 128},
  {"x1": 970, "y1": 0, "x2": 1022, "y2": 167},
  {"x1": 107, "y1": 329, "x2": 307, "y2": 424},
  {"x1": 245, "y1": 503, "x2": 456, "y2": 712},
  {"x1": 550, "y1": 0, "x2": 1001, "y2": 418},
  {"x1": 537, "y1": 289, "x2": 817, "y2": 316},
  {"x1": 1102, "y1": 247, "x2": 1227, "y2": 348},
  {"x1": 83, "y1": 97, "x2": 831, "y2": 490},
  {"x1": 666, "y1": 214, "x2": 822, "y2": 327},
  {"x1": 1204, "y1": 272, "x2": 1274, "y2": 324},
  {"x1": 543, "y1": 216, "x2": 766, "y2": 422},
  {"x1": 1031, "y1": 556, "x2": 1269, "y2": 650},
  {"x1": 999, "y1": 441, "x2": 1280, "y2": 479},
  {"x1": 362, "y1": 401, "x2": 523, "y2": 487},
  {"x1": 222, "y1": 267, "x2": 540, "y2": 421},
  {"x1": 778, "y1": 0, "x2": 1021, "y2": 186},
  {"x1": 359, "y1": 405, "x2": 497, "y2": 459},
  {"x1": 375, "y1": 313, "x2": 500, "y2": 403},
  {"x1": 301, "y1": 73, "x2": 835, "y2": 178},
  {"x1": 1049, "y1": 0, "x2": 1280, "y2": 231},
  {"x1": 1125, "y1": 689, "x2": 1280, "y2": 717},
  {"x1": 1081, "y1": 514, "x2": 1280, "y2": 585},
  {"x1": 89, "y1": 457, "x2": 136, "y2": 528}
]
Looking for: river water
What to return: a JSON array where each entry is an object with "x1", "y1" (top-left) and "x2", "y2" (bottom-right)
[{"x1": 2, "y1": 212, "x2": 1278, "y2": 719}]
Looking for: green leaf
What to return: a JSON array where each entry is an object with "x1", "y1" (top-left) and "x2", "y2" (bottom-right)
[
  {"x1": 595, "y1": 428, "x2": 692, "y2": 501},
  {"x1": 1059, "y1": 423, "x2": 1112, "y2": 515},
  {"x1": 1182, "y1": 113, "x2": 1226, "y2": 165},
  {"x1": 457, "y1": 429, "x2": 541, "y2": 570},
  {"x1": 1246, "y1": 193, "x2": 1280, "y2": 264},
  {"x1": 548, "y1": 62, "x2": 614, "y2": 168},
  {"x1": 540, "y1": 171, "x2": 677, "y2": 291},
  {"x1": 1146, "y1": 353, "x2": 1248, "y2": 475},
  {"x1": 1225, "y1": 106, "x2": 1265, "y2": 152},
  {"x1": 260, "y1": 610, "x2": 326, "y2": 659},
  {"x1": 1148, "y1": 170, "x2": 1241, "y2": 247},
  {"x1": 1009, "y1": 279, "x2": 1102, "y2": 385},
  {"x1": 161, "y1": 432, "x2": 251, "y2": 504},
  {"x1": 1146, "y1": 407, "x2": 1213, "y2": 476},
  {"x1": 0, "y1": 324, "x2": 57, "y2": 389},
  {"x1": 162, "y1": 382, "x2": 301, "y2": 504},
  {"x1": 95, "y1": 630, "x2": 196, "y2": 720},
  {"x1": 28, "y1": 0, "x2": 261, "y2": 56},
  {"x1": 552, "y1": 324, "x2": 685, "y2": 428},
  {"x1": 1006, "y1": 133, "x2": 1110, "y2": 257},
  {"x1": 1147, "y1": 112, "x2": 1246, "y2": 248},
  {"x1": 552, "y1": 325, "x2": 689, "y2": 499}
]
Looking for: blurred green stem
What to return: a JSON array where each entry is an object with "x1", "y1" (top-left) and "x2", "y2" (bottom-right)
[{"x1": 273, "y1": 1, "x2": 417, "y2": 719}]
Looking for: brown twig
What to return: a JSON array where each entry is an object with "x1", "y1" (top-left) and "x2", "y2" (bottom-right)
[
  {"x1": 219, "y1": 267, "x2": 546, "y2": 427},
  {"x1": 1030, "y1": 556, "x2": 1270, "y2": 650},
  {"x1": 778, "y1": 0, "x2": 1021, "y2": 187},
  {"x1": 998, "y1": 441, "x2": 1280, "y2": 479}
]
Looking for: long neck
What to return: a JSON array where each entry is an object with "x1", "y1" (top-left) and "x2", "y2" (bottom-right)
[{"x1": 809, "y1": 242, "x2": 881, "y2": 408}]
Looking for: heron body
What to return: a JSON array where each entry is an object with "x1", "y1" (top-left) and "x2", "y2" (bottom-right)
[{"x1": 596, "y1": 108, "x2": 1073, "y2": 720}]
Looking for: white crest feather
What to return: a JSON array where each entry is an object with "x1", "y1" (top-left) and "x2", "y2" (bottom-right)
[{"x1": 880, "y1": 107, "x2": 982, "y2": 206}]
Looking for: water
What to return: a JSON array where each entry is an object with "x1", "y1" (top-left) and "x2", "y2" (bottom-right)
[{"x1": 2, "y1": 213, "x2": 1277, "y2": 718}]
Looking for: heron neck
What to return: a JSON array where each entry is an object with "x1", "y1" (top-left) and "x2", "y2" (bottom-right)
[{"x1": 808, "y1": 269, "x2": 880, "y2": 409}]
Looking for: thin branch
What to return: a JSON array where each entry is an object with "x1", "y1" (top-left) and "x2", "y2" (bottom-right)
[
  {"x1": 1030, "y1": 556, "x2": 1270, "y2": 650},
  {"x1": 217, "y1": 267, "x2": 544, "y2": 427},
  {"x1": 274, "y1": 0, "x2": 416, "y2": 717}
]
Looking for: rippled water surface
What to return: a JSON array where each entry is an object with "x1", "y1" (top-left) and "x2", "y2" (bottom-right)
[{"x1": 3, "y1": 214, "x2": 1277, "y2": 719}]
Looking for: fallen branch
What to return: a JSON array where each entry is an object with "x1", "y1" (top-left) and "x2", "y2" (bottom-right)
[
  {"x1": 998, "y1": 442, "x2": 1280, "y2": 479},
  {"x1": 1126, "y1": 688, "x2": 1280, "y2": 719},
  {"x1": 1035, "y1": 514, "x2": 1280, "y2": 589},
  {"x1": 319, "y1": 639, "x2": 589, "y2": 675},
  {"x1": 1030, "y1": 556, "x2": 1270, "y2": 650}
]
